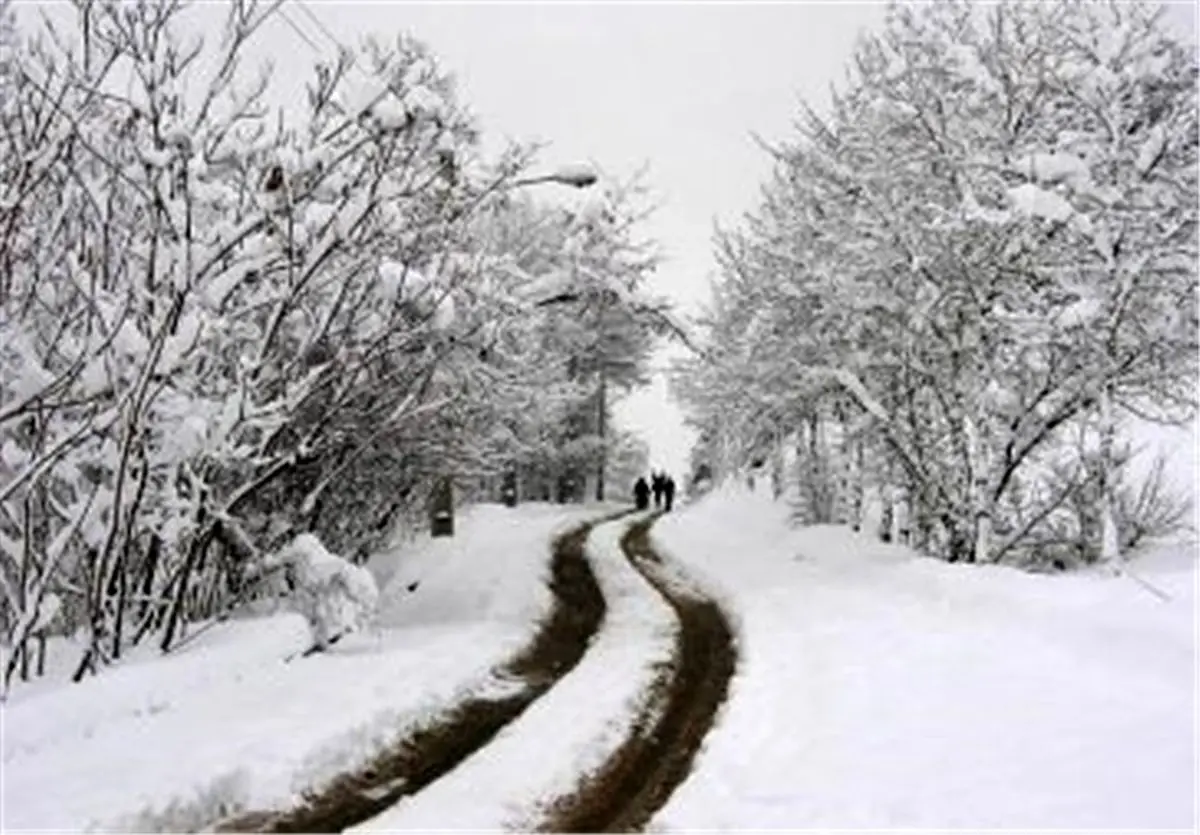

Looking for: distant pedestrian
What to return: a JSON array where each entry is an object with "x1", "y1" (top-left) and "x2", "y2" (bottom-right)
[
  {"x1": 651, "y1": 472, "x2": 665, "y2": 509},
  {"x1": 664, "y1": 475, "x2": 677, "y2": 512},
  {"x1": 634, "y1": 476, "x2": 651, "y2": 511}
]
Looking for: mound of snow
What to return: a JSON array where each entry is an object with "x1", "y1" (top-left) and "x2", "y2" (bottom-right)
[{"x1": 269, "y1": 533, "x2": 379, "y2": 649}]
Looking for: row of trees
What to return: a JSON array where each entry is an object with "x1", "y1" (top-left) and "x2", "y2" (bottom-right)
[
  {"x1": 675, "y1": 0, "x2": 1197, "y2": 569},
  {"x1": 0, "y1": 0, "x2": 665, "y2": 691}
]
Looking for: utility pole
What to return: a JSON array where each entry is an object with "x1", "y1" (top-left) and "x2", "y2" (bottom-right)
[
  {"x1": 429, "y1": 165, "x2": 597, "y2": 535},
  {"x1": 594, "y1": 285, "x2": 611, "y2": 502},
  {"x1": 596, "y1": 368, "x2": 606, "y2": 501}
]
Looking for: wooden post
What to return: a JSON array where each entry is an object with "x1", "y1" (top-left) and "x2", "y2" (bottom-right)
[
  {"x1": 431, "y1": 476, "x2": 455, "y2": 537},
  {"x1": 501, "y1": 470, "x2": 518, "y2": 508},
  {"x1": 596, "y1": 371, "x2": 607, "y2": 501}
]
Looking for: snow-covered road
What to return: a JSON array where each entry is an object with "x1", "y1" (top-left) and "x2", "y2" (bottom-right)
[
  {"x1": 352, "y1": 512, "x2": 681, "y2": 830},
  {"x1": 537, "y1": 515, "x2": 738, "y2": 831}
]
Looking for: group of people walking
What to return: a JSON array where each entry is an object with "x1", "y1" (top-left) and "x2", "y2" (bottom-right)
[{"x1": 633, "y1": 472, "x2": 676, "y2": 512}]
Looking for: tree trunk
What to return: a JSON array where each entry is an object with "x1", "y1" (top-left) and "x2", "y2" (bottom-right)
[
  {"x1": 850, "y1": 437, "x2": 865, "y2": 531},
  {"x1": 890, "y1": 485, "x2": 907, "y2": 545},
  {"x1": 807, "y1": 410, "x2": 826, "y2": 522},
  {"x1": 15, "y1": 492, "x2": 31, "y2": 681},
  {"x1": 71, "y1": 647, "x2": 96, "y2": 683},
  {"x1": 964, "y1": 412, "x2": 989, "y2": 564},
  {"x1": 111, "y1": 564, "x2": 128, "y2": 660},
  {"x1": 202, "y1": 569, "x2": 222, "y2": 619},
  {"x1": 1099, "y1": 384, "x2": 1121, "y2": 566},
  {"x1": 161, "y1": 524, "x2": 213, "y2": 653},
  {"x1": 771, "y1": 426, "x2": 784, "y2": 500},
  {"x1": 136, "y1": 535, "x2": 162, "y2": 628},
  {"x1": 974, "y1": 510, "x2": 991, "y2": 565},
  {"x1": 879, "y1": 492, "x2": 893, "y2": 541}
]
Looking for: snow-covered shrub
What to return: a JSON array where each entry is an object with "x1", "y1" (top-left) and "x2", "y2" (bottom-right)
[{"x1": 269, "y1": 534, "x2": 379, "y2": 650}]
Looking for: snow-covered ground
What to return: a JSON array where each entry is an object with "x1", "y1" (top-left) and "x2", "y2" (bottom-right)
[
  {"x1": 354, "y1": 512, "x2": 678, "y2": 830},
  {"x1": 2, "y1": 503, "x2": 603, "y2": 833},
  {"x1": 5, "y1": 491, "x2": 1193, "y2": 832},
  {"x1": 652, "y1": 485, "x2": 1196, "y2": 830}
]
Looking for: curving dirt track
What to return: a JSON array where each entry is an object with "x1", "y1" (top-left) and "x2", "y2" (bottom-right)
[
  {"x1": 215, "y1": 510, "x2": 625, "y2": 834},
  {"x1": 537, "y1": 514, "x2": 738, "y2": 833}
]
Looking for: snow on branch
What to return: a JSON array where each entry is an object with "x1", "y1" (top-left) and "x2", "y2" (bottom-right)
[{"x1": 826, "y1": 367, "x2": 891, "y2": 422}]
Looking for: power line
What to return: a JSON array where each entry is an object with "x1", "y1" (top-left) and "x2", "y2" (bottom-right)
[
  {"x1": 294, "y1": 0, "x2": 342, "y2": 53},
  {"x1": 276, "y1": 6, "x2": 322, "y2": 54},
  {"x1": 276, "y1": 0, "x2": 411, "y2": 127}
]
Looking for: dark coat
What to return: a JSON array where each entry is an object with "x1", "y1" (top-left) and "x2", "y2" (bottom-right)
[{"x1": 633, "y1": 477, "x2": 651, "y2": 510}]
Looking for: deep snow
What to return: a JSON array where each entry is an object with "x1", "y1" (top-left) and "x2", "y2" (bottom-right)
[
  {"x1": 1, "y1": 503, "x2": 603, "y2": 832},
  {"x1": 651, "y1": 485, "x2": 1196, "y2": 830}
]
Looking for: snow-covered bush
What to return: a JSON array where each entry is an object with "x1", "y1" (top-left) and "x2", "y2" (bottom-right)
[{"x1": 269, "y1": 534, "x2": 379, "y2": 650}]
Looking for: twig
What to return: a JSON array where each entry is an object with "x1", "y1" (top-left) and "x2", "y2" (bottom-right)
[{"x1": 283, "y1": 631, "x2": 344, "y2": 663}]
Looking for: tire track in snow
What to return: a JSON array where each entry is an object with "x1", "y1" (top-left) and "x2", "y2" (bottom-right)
[
  {"x1": 538, "y1": 514, "x2": 737, "y2": 832},
  {"x1": 215, "y1": 509, "x2": 628, "y2": 834}
]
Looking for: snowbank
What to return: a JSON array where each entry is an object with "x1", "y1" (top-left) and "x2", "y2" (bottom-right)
[
  {"x1": 353, "y1": 512, "x2": 678, "y2": 830},
  {"x1": 650, "y1": 485, "x2": 1195, "y2": 830},
  {"x1": 2, "y1": 503, "x2": 601, "y2": 832}
]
